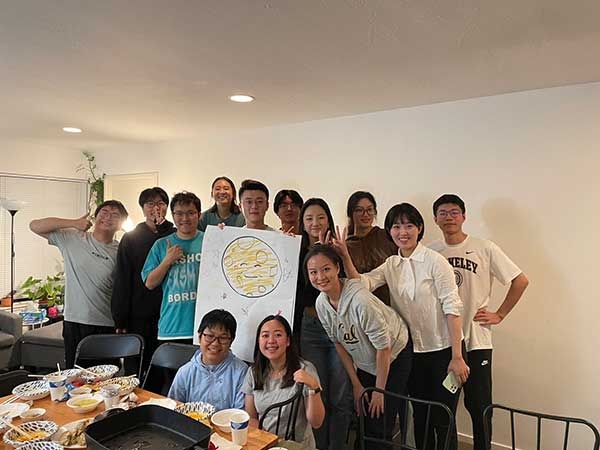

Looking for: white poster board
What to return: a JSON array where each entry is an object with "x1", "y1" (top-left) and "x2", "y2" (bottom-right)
[{"x1": 194, "y1": 226, "x2": 302, "y2": 362}]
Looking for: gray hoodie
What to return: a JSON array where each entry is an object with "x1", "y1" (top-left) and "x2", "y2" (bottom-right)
[{"x1": 316, "y1": 278, "x2": 409, "y2": 376}]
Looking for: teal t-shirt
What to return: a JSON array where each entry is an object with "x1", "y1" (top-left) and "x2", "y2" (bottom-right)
[
  {"x1": 142, "y1": 231, "x2": 204, "y2": 339},
  {"x1": 198, "y1": 210, "x2": 245, "y2": 231}
]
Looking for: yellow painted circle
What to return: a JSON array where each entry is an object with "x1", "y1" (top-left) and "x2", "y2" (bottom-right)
[{"x1": 222, "y1": 236, "x2": 282, "y2": 298}]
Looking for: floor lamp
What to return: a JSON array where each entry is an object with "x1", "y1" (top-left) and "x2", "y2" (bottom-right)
[{"x1": 1, "y1": 199, "x2": 27, "y2": 313}]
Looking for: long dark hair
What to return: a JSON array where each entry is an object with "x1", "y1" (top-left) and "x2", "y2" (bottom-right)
[
  {"x1": 346, "y1": 191, "x2": 377, "y2": 236},
  {"x1": 252, "y1": 315, "x2": 301, "y2": 390},
  {"x1": 299, "y1": 198, "x2": 336, "y2": 250},
  {"x1": 208, "y1": 176, "x2": 241, "y2": 215}
]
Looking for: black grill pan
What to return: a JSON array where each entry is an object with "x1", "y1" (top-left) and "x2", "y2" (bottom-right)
[{"x1": 85, "y1": 404, "x2": 211, "y2": 450}]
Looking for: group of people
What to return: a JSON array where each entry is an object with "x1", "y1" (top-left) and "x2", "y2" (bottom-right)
[{"x1": 29, "y1": 176, "x2": 528, "y2": 450}]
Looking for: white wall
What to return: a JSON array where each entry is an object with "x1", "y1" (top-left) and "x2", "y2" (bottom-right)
[{"x1": 12, "y1": 82, "x2": 600, "y2": 447}]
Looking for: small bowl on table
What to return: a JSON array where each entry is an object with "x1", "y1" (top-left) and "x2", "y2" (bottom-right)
[
  {"x1": 210, "y1": 408, "x2": 246, "y2": 433},
  {"x1": 66, "y1": 394, "x2": 102, "y2": 414},
  {"x1": 2, "y1": 420, "x2": 58, "y2": 447},
  {"x1": 20, "y1": 408, "x2": 47, "y2": 422},
  {"x1": 69, "y1": 386, "x2": 92, "y2": 397}
]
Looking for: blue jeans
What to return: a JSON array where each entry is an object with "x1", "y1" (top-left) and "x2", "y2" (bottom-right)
[{"x1": 301, "y1": 313, "x2": 353, "y2": 450}]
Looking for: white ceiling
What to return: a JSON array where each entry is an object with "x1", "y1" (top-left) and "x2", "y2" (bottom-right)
[{"x1": 2, "y1": 0, "x2": 600, "y2": 147}]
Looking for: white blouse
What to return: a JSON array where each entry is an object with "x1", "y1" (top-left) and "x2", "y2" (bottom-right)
[{"x1": 360, "y1": 243, "x2": 463, "y2": 353}]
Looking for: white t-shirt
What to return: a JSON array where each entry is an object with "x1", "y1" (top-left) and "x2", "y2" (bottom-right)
[
  {"x1": 360, "y1": 243, "x2": 463, "y2": 353},
  {"x1": 429, "y1": 235, "x2": 522, "y2": 351}
]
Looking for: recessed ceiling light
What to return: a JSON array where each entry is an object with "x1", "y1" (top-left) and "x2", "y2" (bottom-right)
[
  {"x1": 63, "y1": 127, "x2": 82, "y2": 133},
  {"x1": 229, "y1": 94, "x2": 255, "y2": 103}
]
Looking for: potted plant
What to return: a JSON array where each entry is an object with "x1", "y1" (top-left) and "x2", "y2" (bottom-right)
[
  {"x1": 19, "y1": 272, "x2": 65, "y2": 312},
  {"x1": 77, "y1": 150, "x2": 105, "y2": 212}
]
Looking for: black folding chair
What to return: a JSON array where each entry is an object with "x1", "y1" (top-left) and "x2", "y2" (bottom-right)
[
  {"x1": 258, "y1": 383, "x2": 304, "y2": 441},
  {"x1": 142, "y1": 342, "x2": 197, "y2": 395},
  {"x1": 484, "y1": 403, "x2": 600, "y2": 450},
  {"x1": 74, "y1": 334, "x2": 145, "y2": 378},
  {"x1": 0, "y1": 370, "x2": 31, "y2": 396},
  {"x1": 359, "y1": 387, "x2": 454, "y2": 450}
]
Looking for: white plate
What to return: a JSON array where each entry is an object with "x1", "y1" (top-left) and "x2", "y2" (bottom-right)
[
  {"x1": 52, "y1": 418, "x2": 94, "y2": 449},
  {"x1": 140, "y1": 398, "x2": 177, "y2": 409},
  {"x1": 12, "y1": 380, "x2": 50, "y2": 401},
  {"x1": 0, "y1": 401, "x2": 30, "y2": 419}
]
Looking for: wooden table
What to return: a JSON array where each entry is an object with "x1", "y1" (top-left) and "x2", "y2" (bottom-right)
[{"x1": 0, "y1": 389, "x2": 279, "y2": 450}]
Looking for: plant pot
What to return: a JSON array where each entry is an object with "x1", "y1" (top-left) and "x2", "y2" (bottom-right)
[{"x1": 0, "y1": 297, "x2": 11, "y2": 307}]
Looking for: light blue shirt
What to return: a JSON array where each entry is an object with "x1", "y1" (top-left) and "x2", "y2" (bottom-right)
[{"x1": 168, "y1": 350, "x2": 248, "y2": 410}]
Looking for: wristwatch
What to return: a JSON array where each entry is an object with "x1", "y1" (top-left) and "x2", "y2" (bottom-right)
[{"x1": 308, "y1": 386, "x2": 322, "y2": 395}]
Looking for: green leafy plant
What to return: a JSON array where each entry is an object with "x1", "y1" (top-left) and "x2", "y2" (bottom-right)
[
  {"x1": 19, "y1": 272, "x2": 65, "y2": 307},
  {"x1": 77, "y1": 150, "x2": 105, "y2": 210}
]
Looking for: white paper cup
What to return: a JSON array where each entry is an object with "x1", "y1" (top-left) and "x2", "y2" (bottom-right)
[
  {"x1": 47, "y1": 374, "x2": 67, "y2": 401},
  {"x1": 100, "y1": 383, "x2": 121, "y2": 409},
  {"x1": 230, "y1": 411, "x2": 250, "y2": 446}
]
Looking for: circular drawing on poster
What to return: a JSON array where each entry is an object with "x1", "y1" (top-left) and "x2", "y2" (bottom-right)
[{"x1": 222, "y1": 236, "x2": 282, "y2": 298}]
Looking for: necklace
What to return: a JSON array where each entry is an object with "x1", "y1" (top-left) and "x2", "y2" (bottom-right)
[{"x1": 270, "y1": 367, "x2": 286, "y2": 378}]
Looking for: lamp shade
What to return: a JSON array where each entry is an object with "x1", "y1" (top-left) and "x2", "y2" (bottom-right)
[{"x1": 0, "y1": 199, "x2": 27, "y2": 212}]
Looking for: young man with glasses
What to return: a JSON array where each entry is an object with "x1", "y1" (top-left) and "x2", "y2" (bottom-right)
[
  {"x1": 168, "y1": 309, "x2": 247, "y2": 409},
  {"x1": 30, "y1": 200, "x2": 128, "y2": 368},
  {"x1": 143, "y1": 192, "x2": 203, "y2": 344},
  {"x1": 430, "y1": 194, "x2": 529, "y2": 450},
  {"x1": 112, "y1": 187, "x2": 176, "y2": 375},
  {"x1": 274, "y1": 189, "x2": 304, "y2": 234}
]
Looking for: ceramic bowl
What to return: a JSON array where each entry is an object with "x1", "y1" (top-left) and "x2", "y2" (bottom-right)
[
  {"x1": 2, "y1": 420, "x2": 58, "y2": 447},
  {"x1": 81, "y1": 365, "x2": 119, "y2": 382},
  {"x1": 68, "y1": 387, "x2": 92, "y2": 397},
  {"x1": 175, "y1": 401, "x2": 215, "y2": 421},
  {"x1": 19, "y1": 408, "x2": 46, "y2": 422},
  {"x1": 94, "y1": 376, "x2": 139, "y2": 396},
  {"x1": 66, "y1": 394, "x2": 102, "y2": 414},
  {"x1": 210, "y1": 408, "x2": 246, "y2": 433},
  {"x1": 12, "y1": 380, "x2": 50, "y2": 401},
  {"x1": 12, "y1": 441, "x2": 64, "y2": 450},
  {"x1": 44, "y1": 368, "x2": 81, "y2": 384}
]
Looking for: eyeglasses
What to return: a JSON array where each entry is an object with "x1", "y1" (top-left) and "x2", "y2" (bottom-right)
[
  {"x1": 201, "y1": 333, "x2": 232, "y2": 345},
  {"x1": 353, "y1": 207, "x2": 376, "y2": 216},
  {"x1": 173, "y1": 210, "x2": 198, "y2": 218},
  {"x1": 279, "y1": 202, "x2": 299, "y2": 210},
  {"x1": 145, "y1": 201, "x2": 167, "y2": 208},
  {"x1": 436, "y1": 209, "x2": 462, "y2": 218},
  {"x1": 97, "y1": 210, "x2": 122, "y2": 220}
]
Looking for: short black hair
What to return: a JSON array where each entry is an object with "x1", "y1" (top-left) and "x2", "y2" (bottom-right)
[
  {"x1": 238, "y1": 179, "x2": 269, "y2": 201},
  {"x1": 274, "y1": 189, "x2": 304, "y2": 211},
  {"x1": 93, "y1": 200, "x2": 128, "y2": 219},
  {"x1": 138, "y1": 187, "x2": 169, "y2": 208},
  {"x1": 384, "y1": 203, "x2": 425, "y2": 242},
  {"x1": 170, "y1": 191, "x2": 201, "y2": 213},
  {"x1": 197, "y1": 309, "x2": 237, "y2": 341},
  {"x1": 433, "y1": 194, "x2": 466, "y2": 216}
]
